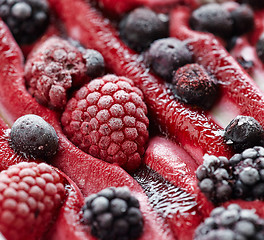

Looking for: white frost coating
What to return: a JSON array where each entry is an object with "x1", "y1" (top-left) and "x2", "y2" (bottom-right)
[{"x1": 134, "y1": 167, "x2": 197, "y2": 218}]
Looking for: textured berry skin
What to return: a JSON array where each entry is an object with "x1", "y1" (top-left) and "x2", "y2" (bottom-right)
[
  {"x1": 119, "y1": 7, "x2": 168, "y2": 52},
  {"x1": 0, "y1": 162, "x2": 66, "y2": 240},
  {"x1": 196, "y1": 154, "x2": 233, "y2": 204},
  {"x1": 61, "y1": 74, "x2": 149, "y2": 172},
  {"x1": 145, "y1": 37, "x2": 193, "y2": 81},
  {"x1": 194, "y1": 204, "x2": 264, "y2": 240},
  {"x1": 10, "y1": 114, "x2": 59, "y2": 159},
  {"x1": 231, "y1": 146, "x2": 264, "y2": 201},
  {"x1": 224, "y1": 116, "x2": 264, "y2": 153},
  {"x1": 0, "y1": 0, "x2": 50, "y2": 44},
  {"x1": 172, "y1": 63, "x2": 218, "y2": 109},
  {"x1": 189, "y1": 3, "x2": 233, "y2": 39},
  {"x1": 25, "y1": 37, "x2": 88, "y2": 110},
  {"x1": 81, "y1": 186, "x2": 144, "y2": 240},
  {"x1": 230, "y1": 4, "x2": 254, "y2": 36}
]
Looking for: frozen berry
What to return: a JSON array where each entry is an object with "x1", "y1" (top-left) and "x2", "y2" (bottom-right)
[
  {"x1": 231, "y1": 146, "x2": 264, "y2": 200},
  {"x1": 194, "y1": 204, "x2": 264, "y2": 240},
  {"x1": 230, "y1": 4, "x2": 254, "y2": 36},
  {"x1": 144, "y1": 38, "x2": 193, "y2": 81},
  {"x1": 224, "y1": 115, "x2": 264, "y2": 153},
  {"x1": 119, "y1": 7, "x2": 168, "y2": 52},
  {"x1": 196, "y1": 154, "x2": 233, "y2": 203},
  {"x1": 10, "y1": 114, "x2": 59, "y2": 159},
  {"x1": 81, "y1": 187, "x2": 144, "y2": 240},
  {"x1": 256, "y1": 33, "x2": 264, "y2": 63},
  {"x1": 172, "y1": 63, "x2": 218, "y2": 109},
  {"x1": 25, "y1": 37, "x2": 89, "y2": 110},
  {"x1": 0, "y1": 162, "x2": 66, "y2": 240},
  {"x1": 238, "y1": 0, "x2": 264, "y2": 9},
  {"x1": 61, "y1": 74, "x2": 149, "y2": 172},
  {"x1": 82, "y1": 49, "x2": 105, "y2": 78},
  {"x1": 190, "y1": 3, "x2": 233, "y2": 39},
  {"x1": 0, "y1": 0, "x2": 50, "y2": 44}
]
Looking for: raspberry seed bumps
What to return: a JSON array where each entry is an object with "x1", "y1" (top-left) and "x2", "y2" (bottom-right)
[
  {"x1": 0, "y1": 162, "x2": 66, "y2": 240},
  {"x1": 61, "y1": 74, "x2": 149, "y2": 172}
]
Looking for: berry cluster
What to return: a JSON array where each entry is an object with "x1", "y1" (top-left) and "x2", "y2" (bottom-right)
[
  {"x1": 194, "y1": 204, "x2": 264, "y2": 240},
  {"x1": 197, "y1": 146, "x2": 264, "y2": 203},
  {"x1": 81, "y1": 187, "x2": 144, "y2": 240},
  {"x1": 0, "y1": 0, "x2": 50, "y2": 44}
]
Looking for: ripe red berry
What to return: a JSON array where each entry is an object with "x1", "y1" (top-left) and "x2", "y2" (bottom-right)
[{"x1": 61, "y1": 75, "x2": 149, "y2": 172}]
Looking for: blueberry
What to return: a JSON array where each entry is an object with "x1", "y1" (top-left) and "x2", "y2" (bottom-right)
[
  {"x1": 230, "y1": 4, "x2": 254, "y2": 36},
  {"x1": 0, "y1": 0, "x2": 50, "y2": 44},
  {"x1": 119, "y1": 7, "x2": 168, "y2": 52},
  {"x1": 83, "y1": 49, "x2": 105, "y2": 78},
  {"x1": 224, "y1": 115, "x2": 264, "y2": 153},
  {"x1": 145, "y1": 38, "x2": 193, "y2": 81},
  {"x1": 256, "y1": 33, "x2": 264, "y2": 63},
  {"x1": 172, "y1": 63, "x2": 218, "y2": 109},
  {"x1": 238, "y1": 0, "x2": 264, "y2": 9},
  {"x1": 190, "y1": 3, "x2": 233, "y2": 39},
  {"x1": 10, "y1": 114, "x2": 59, "y2": 159}
]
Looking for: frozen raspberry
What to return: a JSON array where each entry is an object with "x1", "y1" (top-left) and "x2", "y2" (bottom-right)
[
  {"x1": 81, "y1": 186, "x2": 143, "y2": 240},
  {"x1": 190, "y1": 3, "x2": 233, "y2": 39},
  {"x1": 61, "y1": 74, "x2": 149, "y2": 172},
  {"x1": 230, "y1": 4, "x2": 254, "y2": 36},
  {"x1": 25, "y1": 37, "x2": 89, "y2": 110},
  {"x1": 0, "y1": 162, "x2": 66, "y2": 240},
  {"x1": 224, "y1": 116, "x2": 264, "y2": 153},
  {"x1": 231, "y1": 146, "x2": 264, "y2": 200},
  {"x1": 10, "y1": 114, "x2": 59, "y2": 159},
  {"x1": 194, "y1": 204, "x2": 264, "y2": 240},
  {"x1": 172, "y1": 63, "x2": 219, "y2": 109},
  {"x1": 119, "y1": 7, "x2": 168, "y2": 52},
  {"x1": 196, "y1": 154, "x2": 233, "y2": 204},
  {"x1": 145, "y1": 38, "x2": 193, "y2": 81},
  {"x1": 0, "y1": 0, "x2": 50, "y2": 44}
]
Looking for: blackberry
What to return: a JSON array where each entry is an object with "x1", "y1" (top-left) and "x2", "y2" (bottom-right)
[
  {"x1": 256, "y1": 33, "x2": 264, "y2": 63},
  {"x1": 230, "y1": 4, "x2": 254, "y2": 36},
  {"x1": 81, "y1": 187, "x2": 144, "y2": 240},
  {"x1": 144, "y1": 38, "x2": 193, "y2": 81},
  {"x1": 224, "y1": 115, "x2": 264, "y2": 153},
  {"x1": 196, "y1": 154, "x2": 233, "y2": 203},
  {"x1": 0, "y1": 0, "x2": 50, "y2": 44},
  {"x1": 189, "y1": 3, "x2": 233, "y2": 39},
  {"x1": 231, "y1": 146, "x2": 264, "y2": 200},
  {"x1": 119, "y1": 7, "x2": 168, "y2": 52},
  {"x1": 172, "y1": 63, "x2": 218, "y2": 109},
  {"x1": 10, "y1": 114, "x2": 59, "y2": 159},
  {"x1": 194, "y1": 204, "x2": 264, "y2": 240}
]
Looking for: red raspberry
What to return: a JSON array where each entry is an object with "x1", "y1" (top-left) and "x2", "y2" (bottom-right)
[
  {"x1": 61, "y1": 74, "x2": 149, "y2": 172},
  {"x1": 25, "y1": 37, "x2": 88, "y2": 110},
  {"x1": 0, "y1": 162, "x2": 66, "y2": 240}
]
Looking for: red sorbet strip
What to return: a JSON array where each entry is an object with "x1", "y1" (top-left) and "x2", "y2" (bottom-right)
[
  {"x1": 0, "y1": 20, "x2": 174, "y2": 240},
  {"x1": 170, "y1": 7, "x2": 264, "y2": 128},
  {"x1": 48, "y1": 0, "x2": 232, "y2": 165}
]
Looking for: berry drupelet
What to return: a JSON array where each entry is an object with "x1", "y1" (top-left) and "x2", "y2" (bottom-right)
[
  {"x1": 196, "y1": 154, "x2": 233, "y2": 204},
  {"x1": 172, "y1": 63, "x2": 218, "y2": 109},
  {"x1": 224, "y1": 115, "x2": 264, "y2": 153},
  {"x1": 144, "y1": 38, "x2": 193, "y2": 81},
  {"x1": 119, "y1": 7, "x2": 168, "y2": 52},
  {"x1": 81, "y1": 187, "x2": 144, "y2": 240},
  {"x1": 194, "y1": 204, "x2": 264, "y2": 240},
  {"x1": 0, "y1": 0, "x2": 50, "y2": 44},
  {"x1": 10, "y1": 114, "x2": 59, "y2": 159}
]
